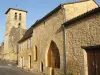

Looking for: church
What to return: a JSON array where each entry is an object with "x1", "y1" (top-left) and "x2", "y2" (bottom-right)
[{"x1": 1, "y1": 0, "x2": 100, "y2": 75}]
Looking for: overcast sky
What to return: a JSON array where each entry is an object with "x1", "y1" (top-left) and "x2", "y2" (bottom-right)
[{"x1": 0, "y1": 0, "x2": 100, "y2": 44}]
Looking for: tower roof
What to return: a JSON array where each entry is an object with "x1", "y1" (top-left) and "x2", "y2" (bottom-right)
[{"x1": 5, "y1": 8, "x2": 27, "y2": 14}]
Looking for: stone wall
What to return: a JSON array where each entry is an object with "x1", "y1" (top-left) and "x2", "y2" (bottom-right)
[
  {"x1": 18, "y1": 37, "x2": 33, "y2": 69},
  {"x1": 66, "y1": 12, "x2": 100, "y2": 75},
  {"x1": 4, "y1": 27, "x2": 25, "y2": 63},
  {"x1": 64, "y1": 0, "x2": 98, "y2": 21}
]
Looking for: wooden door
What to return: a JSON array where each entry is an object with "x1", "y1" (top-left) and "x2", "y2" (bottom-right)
[
  {"x1": 87, "y1": 50, "x2": 100, "y2": 75},
  {"x1": 95, "y1": 50, "x2": 100, "y2": 75}
]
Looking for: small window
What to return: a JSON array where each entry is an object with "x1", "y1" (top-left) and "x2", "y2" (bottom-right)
[
  {"x1": 21, "y1": 44, "x2": 22, "y2": 51},
  {"x1": 28, "y1": 39, "x2": 30, "y2": 49},
  {"x1": 17, "y1": 45, "x2": 19, "y2": 53},
  {"x1": 30, "y1": 38, "x2": 32, "y2": 48},
  {"x1": 18, "y1": 44, "x2": 20, "y2": 51},
  {"x1": 27, "y1": 40, "x2": 28, "y2": 49},
  {"x1": 19, "y1": 13, "x2": 21, "y2": 20},
  {"x1": 34, "y1": 46, "x2": 37, "y2": 61},
  {"x1": 15, "y1": 13, "x2": 17, "y2": 20},
  {"x1": 20, "y1": 44, "x2": 21, "y2": 51},
  {"x1": 22, "y1": 43, "x2": 23, "y2": 50},
  {"x1": 44, "y1": 22, "x2": 45, "y2": 25}
]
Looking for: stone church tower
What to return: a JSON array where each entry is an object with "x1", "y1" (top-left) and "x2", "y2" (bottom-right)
[{"x1": 4, "y1": 8, "x2": 27, "y2": 62}]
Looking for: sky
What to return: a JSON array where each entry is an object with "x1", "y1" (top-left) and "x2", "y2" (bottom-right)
[{"x1": 0, "y1": 0, "x2": 100, "y2": 44}]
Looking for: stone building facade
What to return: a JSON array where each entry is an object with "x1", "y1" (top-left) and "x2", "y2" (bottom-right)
[
  {"x1": 64, "y1": 7, "x2": 100, "y2": 75},
  {"x1": 17, "y1": 0, "x2": 98, "y2": 75}
]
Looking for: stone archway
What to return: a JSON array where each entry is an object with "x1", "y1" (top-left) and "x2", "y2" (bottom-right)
[{"x1": 46, "y1": 40, "x2": 60, "y2": 75}]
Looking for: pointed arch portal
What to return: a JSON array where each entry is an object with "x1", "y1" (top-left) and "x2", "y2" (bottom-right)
[{"x1": 46, "y1": 40, "x2": 60, "y2": 69}]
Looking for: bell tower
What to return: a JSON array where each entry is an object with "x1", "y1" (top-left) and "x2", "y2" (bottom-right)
[
  {"x1": 5, "y1": 8, "x2": 27, "y2": 35},
  {"x1": 4, "y1": 8, "x2": 27, "y2": 60}
]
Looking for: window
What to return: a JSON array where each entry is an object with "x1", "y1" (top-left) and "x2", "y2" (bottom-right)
[
  {"x1": 15, "y1": 13, "x2": 17, "y2": 20},
  {"x1": 19, "y1": 13, "x2": 21, "y2": 20},
  {"x1": 34, "y1": 46, "x2": 37, "y2": 61},
  {"x1": 18, "y1": 44, "x2": 20, "y2": 51},
  {"x1": 27, "y1": 40, "x2": 28, "y2": 49},
  {"x1": 25, "y1": 41, "x2": 27, "y2": 49},
  {"x1": 30, "y1": 38, "x2": 32, "y2": 48},
  {"x1": 20, "y1": 43, "x2": 23, "y2": 51},
  {"x1": 20, "y1": 44, "x2": 22, "y2": 50},
  {"x1": 22, "y1": 43, "x2": 23, "y2": 50},
  {"x1": 21, "y1": 43, "x2": 23, "y2": 50},
  {"x1": 11, "y1": 36, "x2": 14, "y2": 41},
  {"x1": 44, "y1": 22, "x2": 45, "y2": 25},
  {"x1": 28, "y1": 39, "x2": 30, "y2": 49},
  {"x1": 20, "y1": 44, "x2": 21, "y2": 51},
  {"x1": 27, "y1": 38, "x2": 32, "y2": 49},
  {"x1": 23, "y1": 43, "x2": 24, "y2": 50},
  {"x1": 16, "y1": 45, "x2": 19, "y2": 53}
]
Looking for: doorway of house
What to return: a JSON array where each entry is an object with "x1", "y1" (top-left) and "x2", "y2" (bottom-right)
[
  {"x1": 29, "y1": 55, "x2": 31, "y2": 69},
  {"x1": 84, "y1": 46, "x2": 100, "y2": 75},
  {"x1": 46, "y1": 41, "x2": 60, "y2": 75},
  {"x1": 40, "y1": 61, "x2": 43, "y2": 72},
  {"x1": 20, "y1": 57, "x2": 23, "y2": 68}
]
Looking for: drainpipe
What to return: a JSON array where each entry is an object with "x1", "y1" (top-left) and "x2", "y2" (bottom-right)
[
  {"x1": 62, "y1": 5, "x2": 67, "y2": 74},
  {"x1": 62, "y1": 24, "x2": 67, "y2": 74}
]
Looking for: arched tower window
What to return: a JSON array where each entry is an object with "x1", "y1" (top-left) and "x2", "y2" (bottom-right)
[
  {"x1": 18, "y1": 23, "x2": 21, "y2": 28},
  {"x1": 19, "y1": 13, "x2": 21, "y2": 20},
  {"x1": 15, "y1": 13, "x2": 17, "y2": 20}
]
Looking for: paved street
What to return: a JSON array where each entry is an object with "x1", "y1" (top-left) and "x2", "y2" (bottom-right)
[{"x1": 0, "y1": 60, "x2": 42, "y2": 75}]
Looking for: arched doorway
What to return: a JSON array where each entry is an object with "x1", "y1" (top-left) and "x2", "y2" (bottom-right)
[{"x1": 46, "y1": 40, "x2": 60, "y2": 75}]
